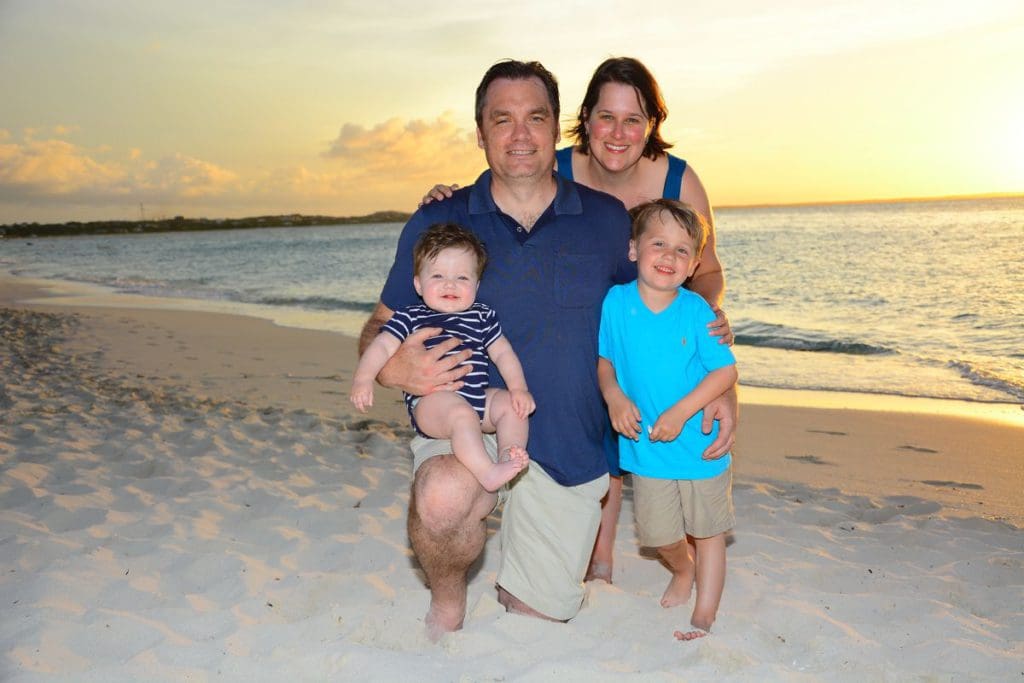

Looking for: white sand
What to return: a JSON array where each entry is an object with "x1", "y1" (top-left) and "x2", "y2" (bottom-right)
[{"x1": 2, "y1": 277, "x2": 1022, "y2": 681}]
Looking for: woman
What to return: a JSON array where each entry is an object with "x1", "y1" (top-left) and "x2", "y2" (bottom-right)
[
  {"x1": 423, "y1": 57, "x2": 733, "y2": 585},
  {"x1": 557, "y1": 57, "x2": 725, "y2": 312}
]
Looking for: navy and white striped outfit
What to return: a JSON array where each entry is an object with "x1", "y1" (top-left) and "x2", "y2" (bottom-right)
[{"x1": 381, "y1": 302, "x2": 503, "y2": 437}]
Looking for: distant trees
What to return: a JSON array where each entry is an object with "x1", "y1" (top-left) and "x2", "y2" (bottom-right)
[{"x1": 0, "y1": 211, "x2": 412, "y2": 238}]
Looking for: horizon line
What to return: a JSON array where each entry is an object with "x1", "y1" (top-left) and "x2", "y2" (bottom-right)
[
  {"x1": 2, "y1": 191, "x2": 1021, "y2": 228},
  {"x1": 716, "y1": 191, "x2": 1024, "y2": 211}
]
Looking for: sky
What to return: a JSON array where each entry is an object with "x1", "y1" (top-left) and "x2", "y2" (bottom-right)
[{"x1": 1, "y1": 0, "x2": 1022, "y2": 224}]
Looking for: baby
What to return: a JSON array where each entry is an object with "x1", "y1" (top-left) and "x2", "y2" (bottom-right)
[{"x1": 350, "y1": 222, "x2": 532, "y2": 492}]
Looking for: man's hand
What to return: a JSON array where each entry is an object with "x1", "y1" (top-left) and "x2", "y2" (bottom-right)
[
  {"x1": 701, "y1": 386, "x2": 738, "y2": 459},
  {"x1": 377, "y1": 326, "x2": 471, "y2": 396}
]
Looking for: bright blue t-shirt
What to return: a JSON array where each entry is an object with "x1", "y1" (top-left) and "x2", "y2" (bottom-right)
[
  {"x1": 598, "y1": 281, "x2": 736, "y2": 480},
  {"x1": 381, "y1": 170, "x2": 635, "y2": 486}
]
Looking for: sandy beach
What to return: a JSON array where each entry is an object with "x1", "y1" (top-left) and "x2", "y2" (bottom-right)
[{"x1": 2, "y1": 275, "x2": 1022, "y2": 681}]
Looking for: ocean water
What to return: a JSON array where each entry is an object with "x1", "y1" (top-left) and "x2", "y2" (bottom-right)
[{"x1": 2, "y1": 196, "x2": 1022, "y2": 406}]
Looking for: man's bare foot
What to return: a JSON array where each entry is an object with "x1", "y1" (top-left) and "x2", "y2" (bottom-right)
[
  {"x1": 660, "y1": 568, "x2": 695, "y2": 608},
  {"x1": 424, "y1": 599, "x2": 465, "y2": 642},
  {"x1": 496, "y1": 586, "x2": 565, "y2": 623},
  {"x1": 585, "y1": 560, "x2": 612, "y2": 583}
]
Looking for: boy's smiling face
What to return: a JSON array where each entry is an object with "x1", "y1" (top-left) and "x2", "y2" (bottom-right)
[{"x1": 629, "y1": 210, "x2": 701, "y2": 295}]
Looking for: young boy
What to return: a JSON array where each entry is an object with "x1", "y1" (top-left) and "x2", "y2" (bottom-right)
[
  {"x1": 350, "y1": 223, "x2": 533, "y2": 492},
  {"x1": 597, "y1": 199, "x2": 738, "y2": 640}
]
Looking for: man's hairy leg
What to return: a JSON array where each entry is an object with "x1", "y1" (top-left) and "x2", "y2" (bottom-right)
[{"x1": 408, "y1": 453, "x2": 496, "y2": 641}]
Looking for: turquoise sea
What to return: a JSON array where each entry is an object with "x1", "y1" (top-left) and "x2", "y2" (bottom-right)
[{"x1": 3, "y1": 196, "x2": 1022, "y2": 407}]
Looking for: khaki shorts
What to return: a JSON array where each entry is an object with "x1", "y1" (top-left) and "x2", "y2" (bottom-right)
[
  {"x1": 632, "y1": 467, "x2": 734, "y2": 547},
  {"x1": 411, "y1": 435, "x2": 608, "y2": 621}
]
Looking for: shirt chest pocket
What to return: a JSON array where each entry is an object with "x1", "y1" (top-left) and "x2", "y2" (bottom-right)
[{"x1": 555, "y1": 254, "x2": 608, "y2": 309}]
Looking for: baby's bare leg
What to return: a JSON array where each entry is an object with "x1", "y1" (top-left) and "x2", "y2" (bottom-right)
[
  {"x1": 656, "y1": 537, "x2": 696, "y2": 608},
  {"x1": 481, "y1": 388, "x2": 530, "y2": 468},
  {"x1": 415, "y1": 391, "x2": 524, "y2": 493}
]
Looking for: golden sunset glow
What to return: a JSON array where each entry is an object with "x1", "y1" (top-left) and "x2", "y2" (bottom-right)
[{"x1": 1, "y1": 1, "x2": 1022, "y2": 223}]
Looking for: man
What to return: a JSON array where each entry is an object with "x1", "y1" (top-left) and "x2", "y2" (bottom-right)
[{"x1": 358, "y1": 60, "x2": 736, "y2": 638}]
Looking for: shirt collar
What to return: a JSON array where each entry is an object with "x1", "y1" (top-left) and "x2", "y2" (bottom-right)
[{"x1": 468, "y1": 169, "x2": 583, "y2": 217}]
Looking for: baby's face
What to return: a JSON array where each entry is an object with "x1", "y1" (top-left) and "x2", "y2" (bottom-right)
[{"x1": 413, "y1": 247, "x2": 480, "y2": 313}]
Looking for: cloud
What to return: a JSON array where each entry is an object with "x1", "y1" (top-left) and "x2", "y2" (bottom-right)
[
  {"x1": 0, "y1": 138, "x2": 127, "y2": 196},
  {"x1": 323, "y1": 113, "x2": 481, "y2": 186},
  {"x1": 137, "y1": 153, "x2": 238, "y2": 198},
  {"x1": 1, "y1": 115, "x2": 489, "y2": 220},
  {"x1": 0, "y1": 133, "x2": 238, "y2": 203}
]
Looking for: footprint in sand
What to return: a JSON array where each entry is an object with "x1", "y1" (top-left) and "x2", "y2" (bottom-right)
[
  {"x1": 919, "y1": 480, "x2": 983, "y2": 490},
  {"x1": 898, "y1": 445, "x2": 939, "y2": 454},
  {"x1": 785, "y1": 454, "x2": 834, "y2": 466}
]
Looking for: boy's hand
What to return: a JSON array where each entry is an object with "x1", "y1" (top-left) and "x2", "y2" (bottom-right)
[
  {"x1": 649, "y1": 408, "x2": 686, "y2": 442},
  {"x1": 509, "y1": 388, "x2": 535, "y2": 420},
  {"x1": 607, "y1": 394, "x2": 642, "y2": 441},
  {"x1": 349, "y1": 382, "x2": 374, "y2": 413}
]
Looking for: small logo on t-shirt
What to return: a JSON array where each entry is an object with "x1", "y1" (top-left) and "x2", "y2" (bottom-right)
[{"x1": 680, "y1": 337, "x2": 688, "y2": 346}]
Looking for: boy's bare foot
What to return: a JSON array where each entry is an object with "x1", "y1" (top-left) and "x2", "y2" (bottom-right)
[
  {"x1": 425, "y1": 599, "x2": 465, "y2": 642},
  {"x1": 673, "y1": 627, "x2": 708, "y2": 641},
  {"x1": 660, "y1": 567, "x2": 695, "y2": 608},
  {"x1": 585, "y1": 560, "x2": 612, "y2": 583},
  {"x1": 673, "y1": 611, "x2": 714, "y2": 641}
]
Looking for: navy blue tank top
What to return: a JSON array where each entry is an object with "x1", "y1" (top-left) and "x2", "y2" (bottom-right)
[{"x1": 554, "y1": 147, "x2": 686, "y2": 200}]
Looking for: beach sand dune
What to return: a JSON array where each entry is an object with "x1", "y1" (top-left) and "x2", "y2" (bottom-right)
[{"x1": 1, "y1": 291, "x2": 1022, "y2": 681}]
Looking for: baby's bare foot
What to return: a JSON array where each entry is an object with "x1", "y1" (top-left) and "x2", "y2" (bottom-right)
[
  {"x1": 479, "y1": 447, "x2": 529, "y2": 492},
  {"x1": 660, "y1": 569, "x2": 695, "y2": 608},
  {"x1": 503, "y1": 445, "x2": 529, "y2": 466}
]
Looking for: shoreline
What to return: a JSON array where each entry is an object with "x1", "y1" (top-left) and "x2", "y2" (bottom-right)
[
  {"x1": 3, "y1": 272, "x2": 1021, "y2": 528},
  {"x1": 5, "y1": 272, "x2": 1021, "y2": 428}
]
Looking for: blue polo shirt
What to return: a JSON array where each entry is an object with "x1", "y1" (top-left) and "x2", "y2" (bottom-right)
[{"x1": 381, "y1": 170, "x2": 635, "y2": 485}]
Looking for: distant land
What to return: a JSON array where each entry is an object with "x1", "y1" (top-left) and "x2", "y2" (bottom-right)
[
  {"x1": 2, "y1": 192, "x2": 1020, "y2": 239},
  {"x1": 0, "y1": 211, "x2": 413, "y2": 239}
]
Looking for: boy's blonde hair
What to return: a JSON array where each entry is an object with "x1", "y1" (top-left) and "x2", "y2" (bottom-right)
[
  {"x1": 630, "y1": 199, "x2": 709, "y2": 256},
  {"x1": 412, "y1": 223, "x2": 488, "y2": 278}
]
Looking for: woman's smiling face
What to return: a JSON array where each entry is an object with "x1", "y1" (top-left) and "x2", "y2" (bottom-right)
[{"x1": 584, "y1": 82, "x2": 653, "y2": 173}]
